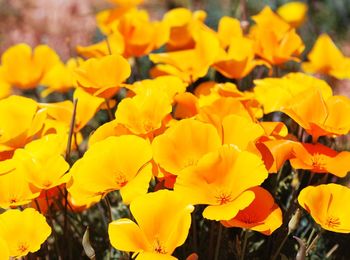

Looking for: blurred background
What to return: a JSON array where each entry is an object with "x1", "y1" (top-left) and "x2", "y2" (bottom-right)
[{"x1": 1, "y1": 0, "x2": 350, "y2": 59}]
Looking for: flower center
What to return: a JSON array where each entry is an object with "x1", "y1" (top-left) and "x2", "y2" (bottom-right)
[
  {"x1": 115, "y1": 171, "x2": 128, "y2": 188},
  {"x1": 325, "y1": 216, "x2": 341, "y2": 229},
  {"x1": 311, "y1": 153, "x2": 326, "y2": 172},
  {"x1": 153, "y1": 239, "x2": 167, "y2": 254},
  {"x1": 215, "y1": 191, "x2": 233, "y2": 205},
  {"x1": 17, "y1": 242, "x2": 29, "y2": 254}
]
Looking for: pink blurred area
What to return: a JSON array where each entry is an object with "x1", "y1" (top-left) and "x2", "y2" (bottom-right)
[{"x1": 0, "y1": 0, "x2": 171, "y2": 60}]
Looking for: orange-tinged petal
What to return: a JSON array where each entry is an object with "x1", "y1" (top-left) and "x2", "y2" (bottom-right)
[
  {"x1": 222, "y1": 114, "x2": 264, "y2": 150},
  {"x1": 109, "y1": 218, "x2": 151, "y2": 253},
  {"x1": 298, "y1": 184, "x2": 350, "y2": 233},
  {"x1": 203, "y1": 190, "x2": 255, "y2": 221},
  {"x1": 137, "y1": 252, "x2": 178, "y2": 260},
  {"x1": 222, "y1": 187, "x2": 282, "y2": 235},
  {"x1": 152, "y1": 119, "x2": 221, "y2": 175}
]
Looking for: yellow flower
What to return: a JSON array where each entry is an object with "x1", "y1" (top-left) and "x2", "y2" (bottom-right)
[
  {"x1": 108, "y1": 190, "x2": 194, "y2": 259},
  {"x1": 1, "y1": 43, "x2": 60, "y2": 89},
  {"x1": 13, "y1": 134, "x2": 70, "y2": 190},
  {"x1": 152, "y1": 119, "x2": 221, "y2": 175},
  {"x1": 67, "y1": 135, "x2": 153, "y2": 206},
  {"x1": 115, "y1": 89, "x2": 172, "y2": 136},
  {"x1": 277, "y1": 2, "x2": 308, "y2": 28},
  {"x1": 254, "y1": 72, "x2": 333, "y2": 114},
  {"x1": 174, "y1": 145, "x2": 268, "y2": 221},
  {"x1": 250, "y1": 6, "x2": 304, "y2": 65},
  {"x1": 302, "y1": 34, "x2": 350, "y2": 79},
  {"x1": 162, "y1": 8, "x2": 207, "y2": 51},
  {"x1": 298, "y1": 184, "x2": 350, "y2": 233},
  {"x1": 0, "y1": 208, "x2": 51, "y2": 257},
  {"x1": 74, "y1": 54, "x2": 131, "y2": 98},
  {"x1": 0, "y1": 96, "x2": 46, "y2": 157},
  {"x1": 150, "y1": 27, "x2": 220, "y2": 83}
]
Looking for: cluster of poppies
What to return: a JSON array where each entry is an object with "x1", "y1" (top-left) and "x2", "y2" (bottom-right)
[{"x1": 0, "y1": 0, "x2": 350, "y2": 259}]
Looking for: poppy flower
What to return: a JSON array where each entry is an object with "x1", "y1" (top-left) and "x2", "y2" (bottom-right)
[
  {"x1": 88, "y1": 120, "x2": 131, "y2": 146},
  {"x1": 213, "y1": 36, "x2": 268, "y2": 79},
  {"x1": 74, "y1": 54, "x2": 131, "y2": 98},
  {"x1": 115, "y1": 89, "x2": 172, "y2": 136},
  {"x1": 13, "y1": 134, "x2": 70, "y2": 190},
  {"x1": 196, "y1": 97, "x2": 252, "y2": 141},
  {"x1": 0, "y1": 167, "x2": 40, "y2": 208},
  {"x1": 77, "y1": 32, "x2": 125, "y2": 59},
  {"x1": 222, "y1": 187, "x2": 282, "y2": 235},
  {"x1": 162, "y1": 8, "x2": 207, "y2": 51},
  {"x1": 152, "y1": 119, "x2": 221, "y2": 175},
  {"x1": 254, "y1": 72, "x2": 332, "y2": 114},
  {"x1": 0, "y1": 68, "x2": 11, "y2": 99},
  {"x1": 67, "y1": 135, "x2": 153, "y2": 206},
  {"x1": 298, "y1": 184, "x2": 350, "y2": 233},
  {"x1": 0, "y1": 208, "x2": 51, "y2": 257},
  {"x1": 108, "y1": 190, "x2": 194, "y2": 259},
  {"x1": 276, "y1": 2, "x2": 308, "y2": 28},
  {"x1": 174, "y1": 145, "x2": 268, "y2": 221},
  {"x1": 302, "y1": 34, "x2": 350, "y2": 79},
  {"x1": 0, "y1": 96, "x2": 45, "y2": 158},
  {"x1": 290, "y1": 143, "x2": 350, "y2": 177},
  {"x1": 1, "y1": 43, "x2": 60, "y2": 89},
  {"x1": 282, "y1": 88, "x2": 350, "y2": 141},
  {"x1": 250, "y1": 6, "x2": 304, "y2": 65},
  {"x1": 150, "y1": 27, "x2": 220, "y2": 83}
]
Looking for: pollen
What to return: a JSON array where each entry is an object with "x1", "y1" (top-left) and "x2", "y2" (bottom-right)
[
  {"x1": 325, "y1": 216, "x2": 341, "y2": 229},
  {"x1": 153, "y1": 239, "x2": 167, "y2": 254},
  {"x1": 215, "y1": 191, "x2": 233, "y2": 205},
  {"x1": 311, "y1": 153, "x2": 326, "y2": 172}
]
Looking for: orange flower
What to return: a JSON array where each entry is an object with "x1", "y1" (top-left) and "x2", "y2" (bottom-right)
[
  {"x1": 213, "y1": 36, "x2": 268, "y2": 79},
  {"x1": 117, "y1": 9, "x2": 169, "y2": 57},
  {"x1": 67, "y1": 135, "x2": 153, "y2": 206},
  {"x1": 174, "y1": 145, "x2": 268, "y2": 220},
  {"x1": 1, "y1": 43, "x2": 60, "y2": 89},
  {"x1": 222, "y1": 187, "x2": 282, "y2": 235},
  {"x1": 0, "y1": 208, "x2": 51, "y2": 257},
  {"x1": 254, "y1": 72, "x2": 332, "y2": 114},
  {"x1": 150, "y1": 27, "x2": 220, "y2": 83},
  {"x1": 298, "y1": 184, "x2": 350, "y2": 233},
  {"x1": 290, "y1": 143, "x2": 350, "y2": 177},
  {"x1": 302, "y1": 34, "x2": 350, "y2": 79},
  {"x1": 152, "y1": 119, "x2": 221, "y2": 175},
  {"x1": 74, "y1": 54, "x2": 131, "y2": 98},
  {"x1": 162, "y1": 8, "x2": 207, "y2": 51},
  {"x1": 250, "y1": 6, "x2": 304, "y2": 65},
  {"x1": 282, "y1": 89, "x2": 350, "y2": 141},
  {"x1": 108, "y1": 190, "x2": 194, "y2": 259}
]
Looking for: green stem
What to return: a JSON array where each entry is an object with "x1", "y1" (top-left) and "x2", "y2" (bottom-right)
[{"x1": 240, "y1": 230, "x2": 249, "y2": 260}]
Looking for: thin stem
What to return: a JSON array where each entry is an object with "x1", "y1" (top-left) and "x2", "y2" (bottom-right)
[
  {"x1": 271, "y1": 233, "x2": 289, "y2": 260},
  {"x1": 240, "y1": 230, "x2": 249, "y2": 260},
  {"x1": 104, "y1": 98, "x2": 115, "y2": 120},
  {"x1": 306, "y1": 231, "x2": 323, "y2": 255},
  {"x1": 214, "y1": 224, "x2": 223, "y2": 260}
]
